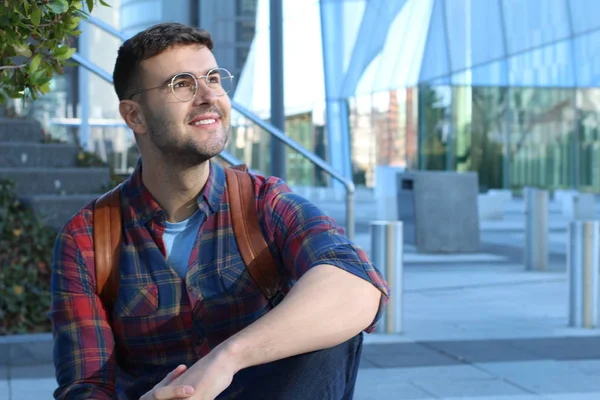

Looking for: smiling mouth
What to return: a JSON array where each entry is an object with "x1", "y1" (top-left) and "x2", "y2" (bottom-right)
[{"x1": 191, "y1": 118, "x2": 217, "y2": 126}]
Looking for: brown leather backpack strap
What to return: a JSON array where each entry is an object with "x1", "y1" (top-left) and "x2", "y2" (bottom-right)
[
  {"x1": 225, "y1": 165, "x2": 284, "y2": 307},
  {"x1": 93, "y1": 185, "x2": 123, "y2": 313}
]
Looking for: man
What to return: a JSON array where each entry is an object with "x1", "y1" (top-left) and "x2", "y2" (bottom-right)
[{"x1": 50, "y1": 22, "x2": 389, "y2": 400}]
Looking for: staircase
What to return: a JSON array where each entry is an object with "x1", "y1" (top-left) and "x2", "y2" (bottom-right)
[{"x1": 0, "y1": 118, "x2": 110, "y2": 231}]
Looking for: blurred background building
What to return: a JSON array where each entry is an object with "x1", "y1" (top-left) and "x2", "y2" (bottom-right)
[{"x1": 30, "y1": 0, "x2": 600, "y2": 194}]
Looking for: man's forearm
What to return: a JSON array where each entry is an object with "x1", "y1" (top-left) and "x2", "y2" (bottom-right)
[{"x1": 217, "y1": 264, "x2": 382, "y2": 373}]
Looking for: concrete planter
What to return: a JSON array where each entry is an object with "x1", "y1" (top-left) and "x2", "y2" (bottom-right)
[{"x1": 0, "y1": 332, "x2": 53, "y2": 366}]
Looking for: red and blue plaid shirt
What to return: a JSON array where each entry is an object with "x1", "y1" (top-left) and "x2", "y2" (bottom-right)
[{"x1": 50, "y1": 160, "x2": 390, "y2": 399}]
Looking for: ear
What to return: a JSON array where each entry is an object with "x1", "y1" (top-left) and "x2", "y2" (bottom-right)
[{"x1": 119, "y1": 100, "x2": 147, "y2": 135}]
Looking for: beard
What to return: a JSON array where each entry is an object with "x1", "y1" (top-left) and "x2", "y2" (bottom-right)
[{"x1": 145, "y1": 108, "x2": 229, "y2": 168}]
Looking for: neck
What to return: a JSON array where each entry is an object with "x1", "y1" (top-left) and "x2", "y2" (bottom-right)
[{"x1": 141, "y1": 157, "x2": 210, "y2": 222}]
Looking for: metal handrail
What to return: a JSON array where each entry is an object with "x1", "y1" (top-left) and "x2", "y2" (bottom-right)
[
  {"x1": 76, "y1": 18, "x2": 356, "y2": 238},
  {"x1": 231, "y1": 100, "x2": 355, "y2": 238},
  {"x1": 87, "y1": 15, "x2": 128, "y2": 40}
]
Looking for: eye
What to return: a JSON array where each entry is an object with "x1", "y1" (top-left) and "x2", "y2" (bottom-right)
[
  {"x1": 207, "y1": 74, "x2": 221, "y2": 84},
  {"x1": 171, "y1": 76, "x2": 196, "y2": 89}
]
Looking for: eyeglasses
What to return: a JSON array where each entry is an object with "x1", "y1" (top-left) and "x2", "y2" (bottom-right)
[{"x1": 127, "y1": 68, "x2": 234, "y2": 102}]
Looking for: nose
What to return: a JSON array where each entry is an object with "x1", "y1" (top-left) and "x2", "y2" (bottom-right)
[{"x1": 191, "y1": 79, "x2": 218, "y2": 107}]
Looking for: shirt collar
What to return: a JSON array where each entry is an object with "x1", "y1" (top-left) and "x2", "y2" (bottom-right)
[{"x1": 122, "y1": 158, "x2": 225, "y2": 224}]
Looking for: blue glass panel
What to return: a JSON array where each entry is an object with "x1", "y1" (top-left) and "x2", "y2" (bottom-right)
[
  {"x1": 425, "y1": 75, "x2": 451, "y2": 86},
  {"x1": 419, "y1": 0, "x2": 451, "y2": 82},
  {"x1": 121, "y1": 0, "x2": 162, "y2": 37},
  {"x1": 573, "y1": 30, "x2": 600, "y2": 87},
  {"x1": 451, "y1": 59, "x2": 508, "y2": 86},
  {"x1": 568, "y1": 0, "x2": 600, "y2": 35},
  {"x1": 502, "y1": 0, "x2": 570, "y2": 55},
  {"x1": 339, "y1": 0, "x2": 407, "y2": 96},
  {"x1": 445, "y1": 0, "x2": 505, "y2": 72},
  {"x1": 354, "y1": 0, "x2": 432, "y2": 93},
  {"x1": 508, "y1": 41, "x2": 574, "y2": 87}
]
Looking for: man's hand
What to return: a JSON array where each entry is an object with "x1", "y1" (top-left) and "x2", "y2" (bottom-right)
[
  {"x1": 140, "y1": 365, "x2": 196, "y2": 400},
  {"x1": 168, "y1": 348, "x2": 238, "y2": 400}
]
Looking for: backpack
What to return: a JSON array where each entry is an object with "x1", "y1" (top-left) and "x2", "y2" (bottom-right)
[{"x1": 92, "y1": 164, "x2": 284, "y2": 315}]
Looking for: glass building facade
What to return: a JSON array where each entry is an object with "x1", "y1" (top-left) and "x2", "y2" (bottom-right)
[
  {"x1": 400, "y1": 0, "x2": 600, "y2": 193},
  {"x1": 235, "y1": 0, "x2": 600, "y2": 191},
  {"x1": 337, "y1": 0, "x2": 600, "y2": 192}
]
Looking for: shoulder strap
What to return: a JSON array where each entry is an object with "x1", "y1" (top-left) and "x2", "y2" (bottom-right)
[
  {"x1": 225, "y1": 165, "x2": 284, "y2": 307},
  {"x1": 93, "y1": 185, "x2": 123, "y2": 313},
  {"x1": 92, "y1": 166, "x2": 283, "y2": 311}
]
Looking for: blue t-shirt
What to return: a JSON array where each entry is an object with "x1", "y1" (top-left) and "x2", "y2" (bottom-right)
[{"x1": 163, "y1": 210, "x2": 203, "y2": 278}]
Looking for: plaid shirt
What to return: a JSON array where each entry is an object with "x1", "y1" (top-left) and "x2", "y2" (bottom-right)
[{"x1": 50, "y1": 160, "x2": 390, "y2": 400}]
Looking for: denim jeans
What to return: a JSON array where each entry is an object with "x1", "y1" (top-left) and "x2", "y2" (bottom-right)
[{"x1": 218, "y1": 333, "x2": 364, "y2": 400}]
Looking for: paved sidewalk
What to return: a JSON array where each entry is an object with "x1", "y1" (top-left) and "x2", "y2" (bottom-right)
[{"x1": 352, "y1": 264, "x2": 600, "y2": 399}]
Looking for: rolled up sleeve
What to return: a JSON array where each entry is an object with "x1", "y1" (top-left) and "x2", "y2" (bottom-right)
[{"x1": 259, "y1": 179, "x2": 390, "y2": 332}]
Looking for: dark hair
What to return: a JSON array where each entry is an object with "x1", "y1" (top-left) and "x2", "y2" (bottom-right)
[{"x1": 112, "y1": 22, "x2": 213, "y2": 100}]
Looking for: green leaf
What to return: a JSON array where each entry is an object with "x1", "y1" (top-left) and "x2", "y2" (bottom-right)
[
  {"x1": 39, "y1": 81, "x2": 52, "y2": 94},
  {"x1": 67, "y1": 16, "x2": 80, "y2": 29},
  {"x1": 54, "y1": 45, "x2": 70, "y2": 57},
  {"x1": 29, "y1": 54, "x2": 42, "y2": 73},
  {"x1": 98, "y1": 0, "x2": 112, "y2": 7},
  {"x1": 9, "y1": 12, "x2": 20, "y2": 25},
  {"x1": 55, "y1": 47, "x2": 75, "y2": 60},
  {"x1": 9, "y1": 6, "x2": 23, "y2": 18},
  {"x1": 52, "y1": 23, "x2": 65, "y2": 39},
  {"x1": 28, "y1": 70, "x2": 45, "y2": 85},
  {"x1": 14, "y1": 44, "x2": 32, "y2": 58},
  {"x1": 48, "y1": 0, "x2": 69, "y2": 14},
  {"x1": 0, "y1": 14, "x2": 10, "y2": 27},
  {"x1": 86, "y1": 0, "x2": 94, "y2": 13},
  {"x1": 31, "y1": 5, "x2": 42, "y2": 26}
]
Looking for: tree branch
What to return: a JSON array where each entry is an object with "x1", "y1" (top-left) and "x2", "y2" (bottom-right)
[{"x1": 0, "y1": 64, "x2": 26, "y2": 71}]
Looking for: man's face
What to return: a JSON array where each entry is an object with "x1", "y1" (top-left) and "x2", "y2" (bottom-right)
[{"x1": 136, "y1": 44, "x2": 231, "y2": 166}]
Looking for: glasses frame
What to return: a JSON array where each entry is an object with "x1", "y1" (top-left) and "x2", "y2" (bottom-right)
[{"x1": 127, "y1": 67, "x2": 234, "y2": 101}]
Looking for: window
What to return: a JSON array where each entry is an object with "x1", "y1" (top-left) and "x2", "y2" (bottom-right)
[
  {"x1": 236, "y1": 21, "x2": 255, "y2": 43},
  {"x1": 236, "y1": 0, "x2": 256, "y2": 16}
]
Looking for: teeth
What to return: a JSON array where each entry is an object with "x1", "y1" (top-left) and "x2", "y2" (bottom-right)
[{"x1": 193, "y1": 119, "x2": 216, "y2": 126}]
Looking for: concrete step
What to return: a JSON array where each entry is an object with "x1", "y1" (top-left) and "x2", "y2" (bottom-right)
[
  {"x1": 0, "y1": 142, "x2": 78, "y2": 168},
  {"x1": 0, "y1": 118, "x2": 43, "y2": 143},
  {"x1": 21, "y1": 194, "x2": 102, "y2": 230},
  {"x1": 0, "y1": 167, "x2": 110, "y2": 196}
]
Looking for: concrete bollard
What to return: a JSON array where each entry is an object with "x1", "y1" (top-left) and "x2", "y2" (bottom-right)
[
  {"x1": 568, "y1": 220, "x2": 600, "y2": 328},
  {"x1": 370, "y1": 221, "x2": 403, "y2": 334},
  {"x1": 524, "y1": 187, "x2": 549, "y2": 271}
]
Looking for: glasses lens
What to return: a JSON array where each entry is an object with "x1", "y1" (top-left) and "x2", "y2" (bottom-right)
[
  {"x1": 206, "y1": 68, "x2": 233, "y2": 96},
  {"x1": 170, "y1": 73, "x2": 197, "y2": 102}
]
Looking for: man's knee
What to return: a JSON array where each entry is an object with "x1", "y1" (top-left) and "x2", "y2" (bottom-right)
[{"x1": 231, "y1": 333, "x2": 363, "y2": 399}]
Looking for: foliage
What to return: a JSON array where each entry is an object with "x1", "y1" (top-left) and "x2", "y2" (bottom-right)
[
  {"x1": 469, "y1": 87, "x2": 507, "y2": 191},
  {"x1": 0, "y1": 0, "x2": 111, "y2": 106},
  {"x1": 41, "y1": 134, "x2": 67, "y2": 144},
  {"x1": 76, "y1": 147, "x2": 107, "y2": 167},
  {"x1": 0, "y1": 179, "x2": 57, "y2": 335},
  {"x1": 419, "y1": 84, "x2": 449, "y2": 171},
  {"x1": 102, "y1": 173, "x2": 128, "y2": 192}
]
